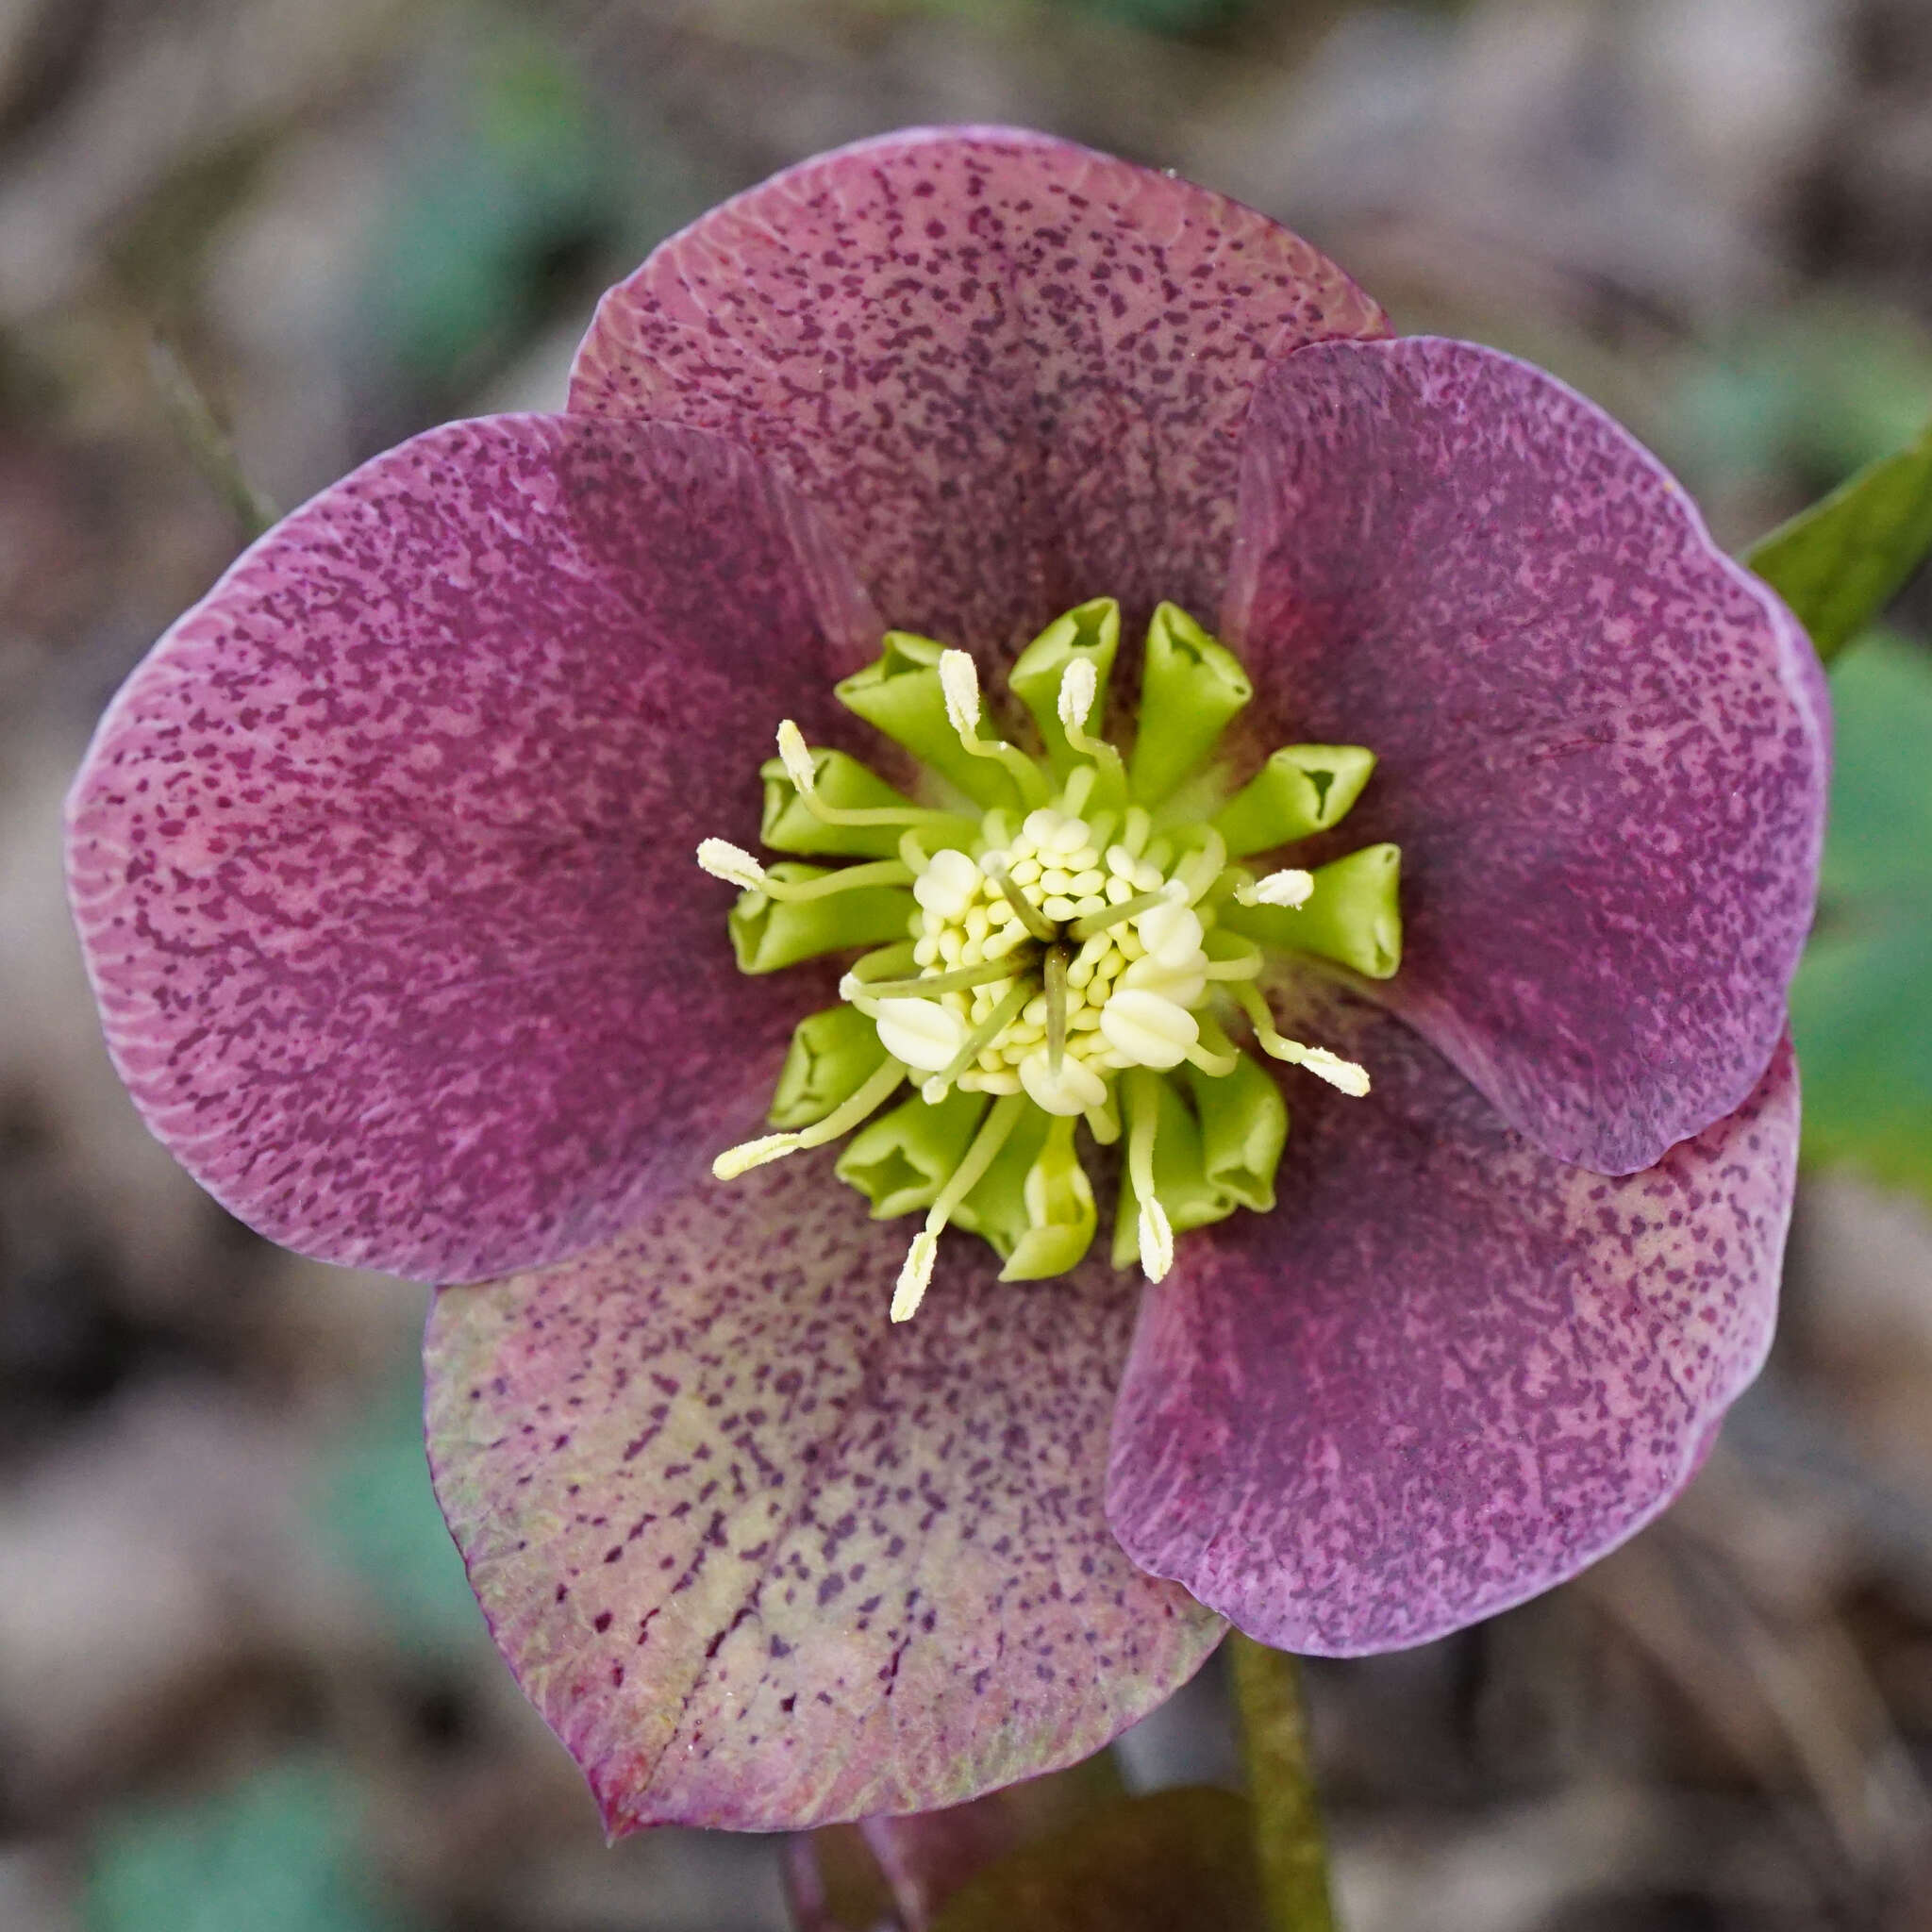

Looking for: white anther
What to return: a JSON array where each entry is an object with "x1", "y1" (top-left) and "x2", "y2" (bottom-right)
[
  {"x1": 1235, "y1": 868, "x2": 1317, "y2": 910},
  {"x1": 1058, "y1": 657, "x2": 1098, "y2": 733},
  {"x1": 913, "y1": 847, "x2": 981, "y2": 921},
  {"x1": 775, "y1": 719, "x2": 816, "y2": 795},
  {"x1": 939, "y1": 649, "x2": 982, "y2": 738},
  {"x1": 873, "y1": 998, "x2": 969, "y2": 1073},
  {"x1": 1098, "y1": 989, "x2": 1199, "y2": 1070},
  {"x1": 712, "y1": 1133, "x2": 799, "y2": 1179},
  {"x1": 1022, "y1": 808, "x2": 1066, "y2": 852},
  {"x1": 921, "y1": 1075, "x2": 949, "y2": 1105},
  {"x1": 891, "y1": 1231, "x2": 939, "y2": 1323},
  {"x1": 1297, "y1": 1047, "x2": 1372, "y2": 1097},
  {"x1": 1050, "y1": 816, "x2": 1090, "y2": 855},
  {"x1": 1018, "y1": 1049, "x2": 1108, "y2": 1117},
  {"x1": 696, "y1": 839, "x2": 766, "y2": 891},
  {"x1": 1137, "y1": 1197, "x2": 1174, "y2": 1283},
  {"x1": 1120, "y1": 955, "x2": 1208, "y2": 1010},
  {"x1": 1137, "y1": 896, "x2": 1205, "y2": 965}
]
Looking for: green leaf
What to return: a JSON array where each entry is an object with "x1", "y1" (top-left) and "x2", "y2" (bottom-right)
[
  {"x1": 85, "y1": 1757, "x2": 418, "y2": 1932},
  {"x1": 309, "y1": 1374, "x2": 486, "y2": 1661},
  {"x1": 1747, "y1": 420, "x2": 1932, "y2": 663},
  {"x1": 930, "y1": 1788, "x2": 1267, "y2": 1932},
  {"x1": 1790, "y1": 632, "x2": 1932, "y2": 1203}
]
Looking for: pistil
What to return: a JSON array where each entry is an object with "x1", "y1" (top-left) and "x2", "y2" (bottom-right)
[{"x1": 938, "y1": 651, "x2": 1052, "y2": 809}]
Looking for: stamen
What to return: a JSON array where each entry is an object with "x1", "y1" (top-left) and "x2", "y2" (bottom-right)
[
  {"x1": 696, "y1": 840, "x2": 913, "y2": 902},
  {"x1": 1067, "y1": 880, "x2": 1185, "y2": 941},
  {"x1": 1043, "y1": 943, "x2": 1070, "y2": 1073},
  {"x1": 1084, "y1": 1095, "x2": 1122, "y2": 1145},
  {"x1": 774, "y1": 720, "x2": 960, "y2": 830},
  {"x1": 1184, "y1": 1035, "x2": 1241, "y2": 1077},
  {"x1": 1057, "y1": 660, "x2": 1127, "y2": 793},
  {"x1": 937, "y1": 650, "x2": 1050, "y2": 808},
  {"x1": 1124, "y1": 1070, "x2": 1174, "y2": 1283},
  {"x1": 983, "y1": 858, "x2": 1060, "y2": 944},
  {"x1": 1019, "y1": 1048, "x2": 1107, "y2": 1117},
  {"x1": 1173, "y1": 827, "x2": 1228, "y2": 906},
  {"x1": 1231, "y1": 983, "x2": 1372, "y2": 1096},
  {"x1": 696, "y1": 838, "x2": 767, "y2": 891},
  {"x1": 1059, "y1": 762, "x2": 1097, "y2": 819},
  {"x1": 891, "y1": 1094, "x2": 1027, "y2": 1321},
  {"x1": 1099, "y1": 988, "x2": 1198, "y2": 1071},
  {"x1": 841, "y1": 941, "x2": 921, "y2": 990},
  {"x1": 1203, "y1": 935, "x2": 1264, "y2": 981},
  {"x1": 712, "y1": 1058, "x2": 906, "y2": 1178},
  {"x1": 1235, "y1": 868, "x2": 1317, "y2": 910},
  {"x1": 873, "y1": 998, "x2": 970, "y2": 1073},
  {"x1": 1191, "y1": 1010, "x2": 1243, "y2": 1077}
]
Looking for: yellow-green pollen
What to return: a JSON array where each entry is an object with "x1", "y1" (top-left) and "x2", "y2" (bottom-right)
[{"x1": 696, "y1": 599, "x2": 1403, "y2": 1323}]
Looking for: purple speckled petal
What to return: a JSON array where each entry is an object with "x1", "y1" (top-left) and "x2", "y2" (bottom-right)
[
  {"x1": 570, "y1": 126, "x2": 1389, "y2": 662},
  {"x1": 1105, "y1": 991, "x2": 1799, "y2": 1655},
  {"x1": 1224, "y1": 337, "x2": 1827, "y2": 1174},
  {"x1": 424, "y1": 1148, "x2": 1223, "y2": 1833},
  {"x1": 67, "y1": 413, "x2": 875, "y2": 1282}
]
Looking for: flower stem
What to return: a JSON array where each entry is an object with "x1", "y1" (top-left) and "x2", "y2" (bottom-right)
[{"x1": 1228, "y1": 1632, "x2": 1338, "y2": 1932}]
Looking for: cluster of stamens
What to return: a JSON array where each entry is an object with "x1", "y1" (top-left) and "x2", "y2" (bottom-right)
[{"x1": 694, "y1": 602, "x2": 1399, "y2": 1324}]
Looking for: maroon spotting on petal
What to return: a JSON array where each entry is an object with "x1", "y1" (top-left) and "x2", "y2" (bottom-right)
[
  {"x1": 67, "y1": 414, "x2": 877, "y2": 1283},
  {"x1": 425, "y1": 1148, "x2": 1224, "y2": 1833},
  {"x1": 1224, "y1": 336, "x2": 1827, "y2": 1174},
  {"x1": 569, "y1": 125, "x2": 1390, "y2": 668},
  {"x1": 1105, "y1": 990, "x2": 1800, "y2": 1656}
]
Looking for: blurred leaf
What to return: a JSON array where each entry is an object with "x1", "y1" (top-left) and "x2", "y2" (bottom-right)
[
  {"x1": 1748, "y1": 421, "x2": 1932, "y2": 663},
  {"x1": 930, "y1": 1788, "x2": 1266, "y2": 1932},
  {"x1": 1790, "y1": 632, "x2": 1932, "y2": 1203},
  {"x1": 86, "y1": 1757, "x2": 416, "y2": 1932},
  {"x1": 311, "y1": 1374, "x2": 484, "y2": 1660},
  {"x1": 360, "y1": 22, "x2": 632, "y2": 395},
  {"x1": 786, "y1": 1755, "x2": 1129, "y2": 1929},
  {"x1": 1059, "y1": 0, "x2": 1246, "y2": 35},
  {"x1": 1674, "y1": 303, "x2": 1932, "y2": 494}
]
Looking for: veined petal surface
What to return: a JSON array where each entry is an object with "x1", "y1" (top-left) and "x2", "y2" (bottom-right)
[
  {"x1": 67, "y1": 415, "x2": 871, "y2": 1282},
  {"x1": 1105, "y1": 991, "x2": 1799, "y2": 1655},
  {"x1": 425, "y1": 1150, "x2": 1223, "y2": 1832},
  {"x1": 1226, "y1": 336, "x2": 1827, "y2": 1174},
  {"x1": 571, "y1": 125, "x2": 1389, "y2": 665}
]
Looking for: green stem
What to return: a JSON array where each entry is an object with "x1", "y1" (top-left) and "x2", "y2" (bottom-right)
[{"x1": 1228, "y1": 1632, "x2": 1337, "y2": 1932}]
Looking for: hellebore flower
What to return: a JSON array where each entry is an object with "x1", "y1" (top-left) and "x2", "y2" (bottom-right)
[{"x1": 65, "y1": 127, "x2": 1827, "y2": 1832}]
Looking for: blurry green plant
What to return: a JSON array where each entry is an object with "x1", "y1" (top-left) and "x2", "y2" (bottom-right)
[
  {"x1": 1786, "y1": 633, "x2": 1932, "y2": 1206},
  {"x1": 359, "y1": 19, "x2": 642, "y2": 399},
  {"x1": 1679, "y1": 303, "x2": 1932, "y2": 498},
  {"x1": 85, "y1": 1758, "x2": 419, "y2": 1932},
  {"x1": 310, "y1": 1374, "x2": 487, "y2": 1662},
  {"x1": 1745, "y1": 405, "x2": 1932, "y2": 1208}
]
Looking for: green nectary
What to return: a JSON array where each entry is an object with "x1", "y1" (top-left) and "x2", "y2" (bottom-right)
[{"x1": 695, "y1": 598, "x2": 1402, "y2": 1320}]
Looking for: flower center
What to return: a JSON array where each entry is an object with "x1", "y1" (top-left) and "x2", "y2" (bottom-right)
[{"x1": 695, "y1": 599, "x2": 1403, "y2": 1321}]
